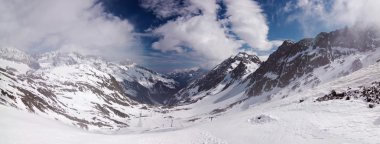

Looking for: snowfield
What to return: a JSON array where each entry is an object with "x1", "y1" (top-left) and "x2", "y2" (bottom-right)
[{"x1": 2, "y1": 63, "x2": 380, "y2": 144}]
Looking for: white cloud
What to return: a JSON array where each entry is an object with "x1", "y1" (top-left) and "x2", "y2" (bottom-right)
[
  {"x1": 225, "y1": 0, "x2": 272, "y2": 51},
  {"x1": 286, "y1": 0, "x2": 380, "y2": 36},
  {"x1": 0, "y1": 0, "x2": 141, "y2": 61},
  {"x1": 270, "y1": 40, "x2": 285, "y2": 49},
  {"x1": 329, "y1": 0, "x2": 380, "y2": 29},
  {"x1": 152, "y1": 15, "x2": 241, "y2": 67},
  {"x1": 139, "y1": 0, "x2": 218, "y2": 18},
  {"x1": 145, "y1": 0, "x2": 276, "y2": 67},
  {"x1": 139, "y1": 0, "x2": 198, "y2": 19},
  {"x1": 284, "y1": 0, "x2": 327, "y2": 36},
  {"x1": 283, "y1": 1, "x2": 295, "y2": 13},
  {"x1": 172, "y1": 66, "x2": 200, "y2": 73},
  {"x1": 150, "y1": 0, "x2": 243, "y2": 67}
]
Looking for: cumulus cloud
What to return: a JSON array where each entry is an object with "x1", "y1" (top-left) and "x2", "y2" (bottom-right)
[
  {"x1": 139, "y1": 0, "x2": 218, "y2": 18},
  {"x1": 143, "y1": 0, "x2": 275, "y2": 67},
  {"x1": 0, "y1": 0, "x2": 141, "y2": 61},
  {"x1": 149, "y1": 0, "x2": 241, "y2": 67},
  {"x1": 328, "y1": 0, "x2": 380, "y2": 29},
  {"x1": 285, "y1": 0, "x2": 380, "y2": 36},
  {"x1": 269, "y1": 40, "x2": 285, "y2": 49},
  {"x1": 139, "y1": 0, "x2": 198, "y2": 19},
  {"x1": 225, "y1": 0, "x2": 272, "y2": 51},
  {"x1": 152, "y1": 15, "x2": 241, "y2": 67}
]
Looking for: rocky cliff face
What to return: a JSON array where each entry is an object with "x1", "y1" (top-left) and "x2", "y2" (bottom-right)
[
  {"x1": 170, "y1": 52, "x2": 261, "y2": 104},
  {"x1": 245, "y1": 27, "x2": 380, "y2": 97}
]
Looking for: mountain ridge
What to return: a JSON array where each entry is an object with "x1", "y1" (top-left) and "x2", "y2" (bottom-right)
[
  {"x1": 0, "y1": 48, "x2": 183, "y2": 130},
  {"x1": 1, "y1": 26, "x2": 380, "y2": 132},
  {"x1": 245, "y1": 27, "x2": 380, "y2": 99},
  {"x1": 169, "y1": 52, "x2": 261, "y2": 105}
]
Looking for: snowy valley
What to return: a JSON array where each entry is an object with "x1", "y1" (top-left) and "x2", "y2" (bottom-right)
[{"x1": 1, "y1": 27, "x2": 380, "y2": 144}]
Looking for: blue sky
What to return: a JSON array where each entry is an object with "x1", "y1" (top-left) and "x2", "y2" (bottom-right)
[
  {"x1": 99, "y1": 0, "x2": 351, "y2": 73},
  {"x1": 2, "y1": 0, "x2": 376, "y2": 73},
  {"x1": 101, "y1": 0, "x2": 306, "y2": 41},
  {"x1": 98, "y1": 0, "x2": 315, "y2": 72}
]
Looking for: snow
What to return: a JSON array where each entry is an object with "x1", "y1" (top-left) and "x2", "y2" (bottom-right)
[
  {"x1": 2, "y1": 48, "x2": 380, "y2": 143},
  {"x1": 174, "y1": 52, "x2": 260, "y2": 102},
  {"x1": 0, "y1": 59, "x2": 31, "y2": 74},
  {"x1": 2, "y1": 67, "x2": 380, "y2": 144},
  {"x1": 0, "y1": 47, "x2": 34, "y2": 63},
  {"x1": 36, "y1": 51, "x2": 177, "y2": 90},
  {"x1": 2, "y1": 69, "x2": 380, "y2": 144},
  {"x1": 0, "y1": 51, "x2": 181, "y2": 131},
  {"x1": 263, "y1": 72, "x2": 278, "y2": 80},
  {"x1": 248, "y1": 114, "x2": 277, "y2": 124}
]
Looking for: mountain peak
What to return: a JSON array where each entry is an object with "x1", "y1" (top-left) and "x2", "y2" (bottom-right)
[
  {"x1": 36, "y1": 51, "x2": 109, "y2": 69},
  {"x1": 170, "y1": 51, "x2": 261, "y2": 104},
  {"x1": 236, "y1": 52, "x2": 250, "y2": 57},
  {"x1": 0, "y1": 47, "x2": 40, "y2": 69},
  {"x1": 282, "y1": 40, "x2": 295, "y2": 45},
  {"x1": 119, "y1": 59, "x2": 136, "y2": 67},
  {"x1": 246, "y1": 27, "x2": 380, "y2": 97},
  {"x1": 233, "y1": 52, "x2": 261, "y2": 64},
  {"x1": 0, "y1": 47, "x2": 31, "y2": 61}
]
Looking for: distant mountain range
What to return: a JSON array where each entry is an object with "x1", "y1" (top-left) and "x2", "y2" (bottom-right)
[
  {"x1": 0, "y1": 48, "x2": 181, "y2": 130},
  {"x1": 167, "y1": 67, "x2": 207, "y2": 89},
  {"x1": 1, "y1": 26, "x2": 380, "y2": 131}
]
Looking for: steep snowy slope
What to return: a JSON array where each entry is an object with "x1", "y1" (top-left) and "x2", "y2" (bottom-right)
[
  {"x1": 160, "y1": 27, "x2": 380, "y2": 127},
  {"x1": 37, "y1": 52, "x2": 179, "y2": 104},
  {"x1": 170, "y1": 52, "x2": 261, "y2": 105},
  {"x1": 0, "y1": 48, "x2": 179, "y2": 130},
  {"x1": 0, "y1": 47, "x2": 40, "y2": 69},
  {"x1": 245, "y1": 27, "x2": 380, "y2": 102},
  {"x1": 2, "y1": 59, "x2": 380, "y2": 144}
]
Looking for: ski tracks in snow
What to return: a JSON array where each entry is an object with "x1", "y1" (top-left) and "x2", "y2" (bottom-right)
[{"x1": 191, "y1": 131, "x2": 228, "y2": 144}]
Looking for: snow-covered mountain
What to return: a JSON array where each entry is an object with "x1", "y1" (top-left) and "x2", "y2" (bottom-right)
[
  {"x1": 0, "y1": 47, "x2": 40, "y2": 69},
  {"x1": 1, "y1": 26, "x2": 380, "y2": 144},
  {"x1": 38, "y1": 51, "x2": 180, "y2": 105},
  {"x1": 162, "y1": 27, "x2": 380, "y2": 117},
  {"x1": 167, "y1": 67, "x2": 207, "y2": 89},
  {"x1": 0, "y1": 49, "x2": 180, "y2": 130},
  {"x1": 2, "y1": 48, "x2": 380, "y2": 144},
  {"x1": 169, "y1": 52, "x2": 261, "y2": 105},
  {"x1": 245, "y1": 27, "x2": 380, "y2": 101}
]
